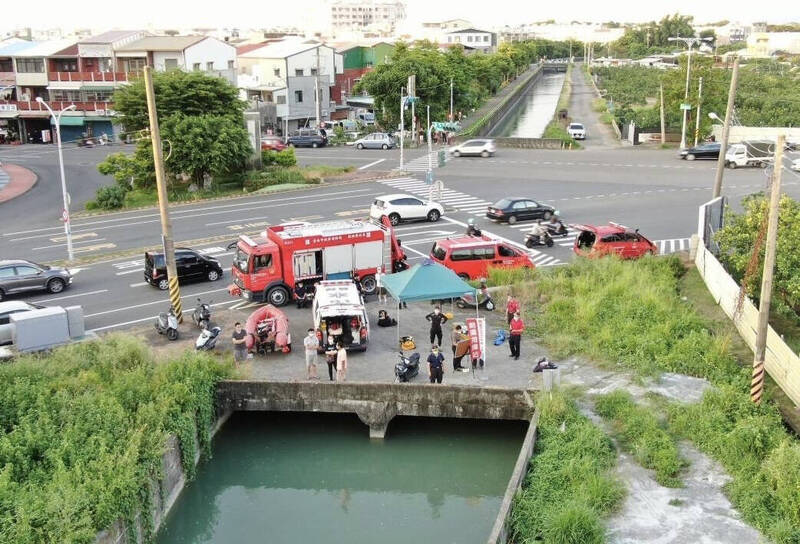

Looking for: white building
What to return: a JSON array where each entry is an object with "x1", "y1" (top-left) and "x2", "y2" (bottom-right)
[
  {"x1": 444, "y1": 28, "x2": 496, "y2": 52},
  {"x1": 238, "y1": 38, "x2": 343, "y2": 132},
  {"x1": 330, "y1": 0, "x2": 406, "y2": 35},
  {"x1": 114, "y1": 36, "x2": 238, "y2": 86},
  {"x1": 498, "y1": 23, "x2": 624, "y2": 46},
  {"x1": 745, "y1": 32, "x2": 800, "y2": 57}
]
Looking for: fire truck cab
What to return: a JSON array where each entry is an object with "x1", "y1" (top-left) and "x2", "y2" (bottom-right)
[{"x1": 229, "y1": 219, "x2": 405, "y2": 306}]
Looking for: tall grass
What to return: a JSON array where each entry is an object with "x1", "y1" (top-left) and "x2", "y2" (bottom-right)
[
  {"x1": 595, "y1": 391, "x2": 685, "y2": 487},
  {"x1": 511, "y1": 391, "x2": 624, "y2": 543},
  {"x1": 0, "y1": 335, "x2": 233, "y2": 543}
]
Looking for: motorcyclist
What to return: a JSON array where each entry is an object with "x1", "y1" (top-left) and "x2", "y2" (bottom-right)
[
  {"x1": 547, "y1": 212, "x2": 566, "y2": 234},
  {"x1": 466, "y1": 218, "x2": 482, "y2": 237},
  {"x1": 529, "y1": 220, "x2": 550, "y2": 240}
]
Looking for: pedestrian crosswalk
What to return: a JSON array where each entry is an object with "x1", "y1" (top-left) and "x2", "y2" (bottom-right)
[
  {"x1": 654, "y1": 238, "x2": 690, "y2": 255},
  {"x1": 398, "y1": 150, "x2": 451, "y2": 173}
]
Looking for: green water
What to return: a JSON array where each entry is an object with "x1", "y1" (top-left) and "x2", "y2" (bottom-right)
[{"x1": 156, "y1": 412, "x2": 526, "y2": 544}]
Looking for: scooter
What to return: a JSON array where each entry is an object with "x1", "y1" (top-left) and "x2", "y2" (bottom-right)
[
  {"x1": 192, "y1": 298, "x2": 212, "y2": 329},
  {"x1": 195, "y1": 326, "x2": 222, "y2": 351},
  {"x1": 545, "y1": 220, "x2": 568, "y2": 236},
  {"x1": 524, "y1": 231, "x2": 554, "y2": 248},
  {"x1": 155, "y1": 307, "x2": 179, "y2": 341},
  {"x1": 456, "y1": 293, "x2": 495, "y2": 311},
  {"x1": 395, "y1": 352, "x2": 420, "y2": 382}
]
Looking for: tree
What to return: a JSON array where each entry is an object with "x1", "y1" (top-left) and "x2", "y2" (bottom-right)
[
  {"x1": 112, "y1": 70, "x2": 246, "y2": 131},
  {"x1": 716, "y1": 194, "x2": 800, "y2": 318},
  {"x1": 699, "y1": 29, "x2": 716, "y2": 45}
]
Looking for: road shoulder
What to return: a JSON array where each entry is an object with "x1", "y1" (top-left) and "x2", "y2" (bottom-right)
[{"x1": 0, "y1": 163, "x2": 38, "y2": 204}]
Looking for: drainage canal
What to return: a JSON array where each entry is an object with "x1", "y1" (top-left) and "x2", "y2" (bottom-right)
[
  {"x1": 156, "y1": 412, "x2": 526, "y2": 544},
  {"x1": 490, "y1": 72, "x2": 567, "y2": 138}
]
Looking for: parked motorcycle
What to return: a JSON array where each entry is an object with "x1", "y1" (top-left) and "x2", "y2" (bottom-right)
[
  {"x1": 456, "y1": 293, "x2": 495, "y2": 311},
  {"x1": 524, "y1": 231, "x2": 554, "y2": 248},
  {"x1": 195, "y1": 326, "x2": 222, "y2": 351},
  {"x1": 155, "y1": 307, "x2": 179, "y2": 341},
  {"x1": 395, "y1": 351, "x2": 420, "y2": 382},
  {"x1": 192, "y1": 298, "x2": 212, "y2": 329}
]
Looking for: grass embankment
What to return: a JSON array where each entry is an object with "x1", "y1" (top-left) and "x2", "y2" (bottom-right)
[
  {"x1": 511, "y1": 391, "x2": 624, "y2": 543},
  {"x1": 493, "y1": 257, "x2": 800, "y2": 542},
  {"x1": 595, "y1": 391, "x2": 685, "y2": 487},
  {"x1": 0, "y1": 335, "x2": 234, "y2": 542},
  {"x1": 543, "y1": 63, "x2": 581, "y2": 149}
]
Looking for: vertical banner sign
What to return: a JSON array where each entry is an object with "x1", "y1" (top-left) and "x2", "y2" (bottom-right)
[{"x1": 466, "y1": 317, "x2": 486, "y2": 365}]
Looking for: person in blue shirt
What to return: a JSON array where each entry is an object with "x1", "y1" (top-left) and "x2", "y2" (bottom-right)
[{"x1": 427, "y1": 345, "x2": 445, "y2": 384}]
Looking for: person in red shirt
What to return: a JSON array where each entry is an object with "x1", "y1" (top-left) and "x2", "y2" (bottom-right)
[
  {"x1": 509, "y1": 312, "x2": 524, "y2": 360},
  {"x1": 506, "y1": 295, "x2": 520, "y2": 326}
]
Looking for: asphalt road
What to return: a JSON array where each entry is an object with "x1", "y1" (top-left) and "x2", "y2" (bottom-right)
[{"x1": 568, "y1": 62, "x2": 618, "y2": 149}]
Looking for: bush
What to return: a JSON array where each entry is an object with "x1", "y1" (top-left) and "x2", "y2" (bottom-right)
[
  {"x1": 244, "y1": 166, "x2": 307, "y2": 191},
  {"x1": 261, "y1": 148, "x2": 297, "y2": 167},
  {"x1": 511, "y1": 391, "x2": 624, "y2": 542},
  {"x1": 0, "y1": 335, "x2": 233, "y2": 542},
  {"x1": 595, "y1": 391, "x2": 685, "y2": 487},
  {"x1": 94, "y1": 184, "x2": 128, "y2": 210}
]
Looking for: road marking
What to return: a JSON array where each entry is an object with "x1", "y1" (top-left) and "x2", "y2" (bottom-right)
[
  {"x1": 116, "y1": 269, "x2": 144, "y2": 276},
  {"x1": 401, "y1": 244, "x2": 429, "y2": 258},
  {"x1": 37, "y1": 289, "x2": 109, "y2": 303},
  {"x1": 72, "y1": 243, "x2": 116, "y2": 254},
  {"x1": 50, "y1": 232, "x2": 98, "y2": 242},
  {"x1": 335, "y1": 209, "x2": 370, "y2": 217},
  {"x1": 359, "y1": 158, "x2": 386, "y2": 170},
  {"x1": 130, "y1": 282, "x2": 148, "y2": 288},
  {"x1": 33, "y1": 237, "x2": 107, "y2": 251},
  {"x1": 85, "y1": 287, "x2": 230, "y2": 318}
]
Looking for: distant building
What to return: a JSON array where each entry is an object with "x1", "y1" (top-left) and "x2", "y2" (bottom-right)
[
  {"x1": 330, "y1": 0, "x2": 406, "y2": 35},
  {"x1": 329, "y1": 41, "x2": 393, "y2": 106},
  {"x1": 444, "y1": 28, "x2": 496, "y2": 52},
  {"x1": 746, "y1": 32, "x2": 800, "y2": 57}
]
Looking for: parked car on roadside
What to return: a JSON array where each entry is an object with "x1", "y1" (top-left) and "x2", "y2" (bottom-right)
[
  {"x1": 573, "y1": 223, "x2": 657, "y2": 259},
  {"x1": 354, "y1": 132, "x2": 395, "y2": 150},
  {"x1": 449, "y1": 139, "x2": 496, "y2": 158},
  {"x1": 486, "y1": 198, "x2": 555, "y2": 225},
  {"x1": 429, "y1": 235, "x2": 535, "y2": 280},
  {"x1": 567, "y1": 122, "x2": 586, "y2": 140},
  {"x1": 144, "y1": 248, "x2": 223, "y2": 290},
  {"x1": 261, "y1": 136, "x2": 287, "y2": 151},
  {"x1": 680, "y1": 142, "x2": 721, "y2": 161},
  {"x1": 0, "y1": 259, "x2": 72, "y2": 301},
  {"x1": 287, "y1": 128, "x2": 328, "y2": 148},
  {"x1": 369, "y1": 194, "x2": 444, "y2": 225},
  {"x1": 0, "y1": 301, "x2": 45, "y2": 345}
]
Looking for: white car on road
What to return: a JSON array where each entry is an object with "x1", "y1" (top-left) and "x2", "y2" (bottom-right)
[
  {"x1": 567, "y1": 123, "x2": 586, "y2": 140},
  {"x1": 449, "y1": 139, "x2": 496, "y2": 158},
  {"x1": 369, "y1": 194, "x2": 444, "y2": 226},
  {"x1": 792, "y1": 158, "x2": 800, "y2": 172}
]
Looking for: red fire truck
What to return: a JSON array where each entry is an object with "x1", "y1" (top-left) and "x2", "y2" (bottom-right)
[{"x1": 228, "y1": 218, "x2": 406, "y2": 306}]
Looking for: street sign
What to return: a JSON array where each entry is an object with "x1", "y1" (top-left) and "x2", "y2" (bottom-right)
[
  {"x1": 425, "y1": 170, "x2": 434, "y2": 185},
  {"x1": 680, "y1": 103, "x2": 692, "y2": 110}
]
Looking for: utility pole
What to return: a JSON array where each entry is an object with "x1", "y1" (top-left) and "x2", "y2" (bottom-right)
[
  {"x1": 659, "y1": 83, "x2": 666, "y2": 145},
  {"x1": 669, "y1": 36, "x2": 711, "y2": 150},
  {"x1": 694, "y1": 76, "x2": 703, "y2": 147},
  {"x1": 315, "y1": 47, "x2": 321, "y2": 128},
  {"x1": 449, "y1": 78, "x2": 454, "y2": 122},
  {"x1": 400, "y1": 86, "x2": 404, "y2": 171},
  {"x1": 712, "y1": 57, "x2": 739, "y2": 198},
  {"x1": 427, "y1": 104, "x2": 432, "y2": 171},
  {"x1": 143, "y1": 66, "x2": 182, "y2": 322},
  {"x1": 751, "y1": 134, "x2": 785, "y2": 405}
]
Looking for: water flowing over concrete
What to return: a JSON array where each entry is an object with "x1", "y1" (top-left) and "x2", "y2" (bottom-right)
[{"x1": 490, "y1": 73, "x2": 566, "y2": 138}]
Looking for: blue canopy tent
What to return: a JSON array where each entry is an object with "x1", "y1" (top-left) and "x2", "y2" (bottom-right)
[{"x1": 380, "y1": 260, "x2": 475, "y2": 347}]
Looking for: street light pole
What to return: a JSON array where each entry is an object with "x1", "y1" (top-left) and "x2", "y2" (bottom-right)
[
  {"x1": 36, "y1": 98, "x2": 76, "y2": 262},
  {"x1": 400, "y1": 86, "x2": 405, "y2": 171},
  {"x1": 694, "y1": 76, "x2": 703, "y2": 147},
  {"x1": 669, "y1": 36, "x2": 711, "y2": 150}
]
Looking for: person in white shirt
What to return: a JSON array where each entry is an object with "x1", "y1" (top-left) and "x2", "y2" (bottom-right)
[{"x1": 303, "y1": 328, "x2": 319, "y2": 379}]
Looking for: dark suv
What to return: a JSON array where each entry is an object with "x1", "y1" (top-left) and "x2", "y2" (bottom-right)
[
  {"x1": 144, "y1": 248, "x2": 223, "y2": 290},
  {"x1": 0, "y1": 259, "x2": 72, "y2": 301},
  {"x1": 287, "y1": 128, "x2": 328, "y2": 148}
]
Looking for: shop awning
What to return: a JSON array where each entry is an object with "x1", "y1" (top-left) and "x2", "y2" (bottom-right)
[
  {"x1": 84, "y1": 117, "x2": 114, "y2": 122},
  {"x1": 52, "y1": 117, "x2": 85, "y2": 126},
  {"x1": 0, "y1": 111, "x2": 19, "y2": 119}
]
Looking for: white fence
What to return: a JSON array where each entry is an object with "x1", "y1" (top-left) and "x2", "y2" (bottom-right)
[{"x1": 696, "y1": 200, "x2": 800, "y2": 406}]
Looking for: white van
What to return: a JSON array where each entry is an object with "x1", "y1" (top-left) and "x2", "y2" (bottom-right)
[{"x1": 312, "y1": 280, "x2": 370, "y2": 352}]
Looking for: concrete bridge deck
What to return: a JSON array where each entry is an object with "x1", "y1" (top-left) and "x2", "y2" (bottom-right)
[{"x1": 216, "y1": 381, "x2": 536, "y2": 438}]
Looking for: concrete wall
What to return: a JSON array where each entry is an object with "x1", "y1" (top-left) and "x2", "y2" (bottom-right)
[
  {"x1": 487, "y1": 409, "x2": 540, "y2": 544},
  {"x1": 493, "y1": 137, "x2": 563, "y2": 149},
  {"x1": 711, "y1": 125, "x2": 800, "y2": 144},
  {"x1": 216, "y1": 381, "x2": 536, "y2": 438},
  {"x1": 480, "y1": 67, "x2": 543, "y2": 138},
  {"x1": 93, "y1": 409, "x2": 233, "y2": 544}
]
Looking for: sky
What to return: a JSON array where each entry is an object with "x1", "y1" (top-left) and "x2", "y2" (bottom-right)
[{"x1": 1, "y1": 0, "x2": 796, "y2": 34}]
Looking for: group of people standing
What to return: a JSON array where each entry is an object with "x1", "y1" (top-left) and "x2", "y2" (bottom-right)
[{"x1": 303, "y1": 328, "x2": 347, "y2": 382}]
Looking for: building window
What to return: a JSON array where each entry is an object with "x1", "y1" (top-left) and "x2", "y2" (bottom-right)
[
  {"x1": 125, "y1": 58, "x2": 147, "y2": 73},
  {"x1": 53, "y1": 59, "x2": 78, "y2": 72},
  {"x1": 228, "y1": 60, "x2": 234, "y2": 69},
  {"x1": 467, "y1": 36, "x2": 473, "y2": 42},
  {"x1": 277, "y1": 95, "x2": 286, "y2": 104},
  {"x1": 164, "y1": 58, "x2": 179, "y2": 70},
  {"x1": 311, "y1": 68, "x2": 317, "y2": 76},
  {"x1": 193, "y1": 63, "x2": 201, "y2": 71},
  {"x1": 484, "y1": 35, "x2": 489, "y2": 42},
  {"x1": 447, "y1": 36, "x2": 452, "y2": 43},
  {"x1": 83, "y1": 89, "x2": 113, "y2": 102},
  {"x1": 50, "y1": 89, "x2": 81, "y2": 102},
  {"x1": 274, "y1": 68, "x2": 280, "y2": 77},
  {"x1": 16, "y1": 58, "x2": 44, "y2": 73},
  {"x1": 206, "y1": 61, "x2": 214, "y2": 71},
  {"x1": 294, "y1": 90, "x2": 303, "y2": 103},
  {"x1": 295, "y1": 69, "x2": 304, "y2": 76}
]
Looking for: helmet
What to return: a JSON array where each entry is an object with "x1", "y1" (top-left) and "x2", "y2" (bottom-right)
[{"x1": 468, "y1": 218, "x2": 475, "y2": 226}]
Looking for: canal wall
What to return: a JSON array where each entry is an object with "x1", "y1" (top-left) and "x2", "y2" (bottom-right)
[
  {"x1": 487, "y1": 408, "x2": 540, "y2": 544},
  {"x1": 93, "y1": 408, "x2": 233, "y2": 544},
  {"x1": 216, "y1": 381, "x2": 536, "y2": 438},
  {"x1": 492, "y1": 137, "x2": 563, "y2": 149}
]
